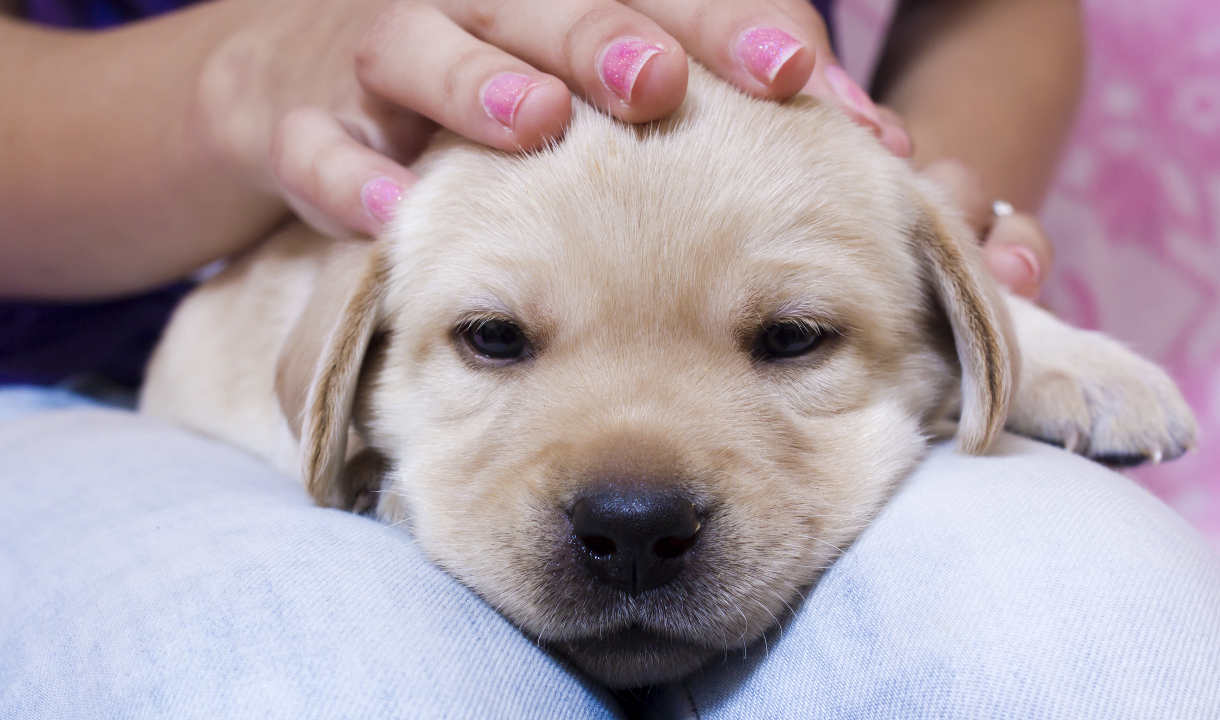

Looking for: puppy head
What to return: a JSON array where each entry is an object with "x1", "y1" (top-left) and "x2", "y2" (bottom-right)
[{"x1": 283, "y1": 66, "x2": 1012, "y2": 687}]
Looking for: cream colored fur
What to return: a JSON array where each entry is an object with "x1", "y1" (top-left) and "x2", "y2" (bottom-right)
[{"x1": 141, "y1": 65, "x2": 1196, "y2": 687}]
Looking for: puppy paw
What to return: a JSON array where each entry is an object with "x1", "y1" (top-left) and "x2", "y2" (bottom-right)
[{"x1": 1004, "y1": 297, "x2": 1197, "y2": 466}]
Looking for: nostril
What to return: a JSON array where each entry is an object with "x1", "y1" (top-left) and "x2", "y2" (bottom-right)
[
  {"x1": 579, "y1": 534, "x2": 617, "y2": 557},
  {"x1": 652, "y1": 526, "x2": 699, "y2": 559},
  {"x1": 568, "y1": 484, "x2": 702, "y2": 593}
]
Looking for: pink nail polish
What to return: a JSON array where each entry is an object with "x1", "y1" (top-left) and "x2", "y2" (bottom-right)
[
  {"x1": 1005, "y1": 246, "x2": 1042, "y2": 284},
  {"x1": 989, "y1": 245, "x2": 1042, "y2": 294},
  {"x1": 360, "y1": 177, "x2": 402, "y2": 225},
  {"x1": 824, "y1": 64, "x2": 882, "y2": 127},
  {"x1": 735, "y1": 27, "x2": 803, "y2": 84},
  {"x1": 482, "y1": 72, "x2": 538, "y2": 129},
  {"x1": 599, "y1": 37, "x2": 664, "y2": 103}
]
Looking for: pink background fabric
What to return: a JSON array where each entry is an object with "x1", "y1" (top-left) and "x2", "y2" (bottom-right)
[{"x1": 838, "y1": 0, "x2": 1220, "y2": 545}]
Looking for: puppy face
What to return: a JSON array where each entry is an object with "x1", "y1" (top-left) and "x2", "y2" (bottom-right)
[{"x1": 303, "y1": 68, "x2": 1010, "y2": 687}]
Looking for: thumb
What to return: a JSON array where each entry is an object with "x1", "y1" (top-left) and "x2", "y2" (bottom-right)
[{"x1": 983, "y1": 212, "x2": 1053, "y2": 299}]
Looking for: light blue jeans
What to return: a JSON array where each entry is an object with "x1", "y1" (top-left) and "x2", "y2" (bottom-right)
[{"x1": 2, "y1": 386, "x2": 1218, "y2": 719}]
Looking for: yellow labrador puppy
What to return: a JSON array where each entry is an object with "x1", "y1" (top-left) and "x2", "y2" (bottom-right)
[{"x1": 141, "y1": 65, "x2": 1196, "y2": 688}]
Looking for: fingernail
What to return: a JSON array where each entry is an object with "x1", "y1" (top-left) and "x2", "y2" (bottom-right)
[
  {"x1": 360, "y1": 177, "x2": 402, "y2": 225},
  {"x1": 735, "y1": 27, "x2": 804, "y2": 84},
  {"x1": 992, "y1": 246, "x2": 1042, "y2": 293},
  {"x1": 481, "y1": 72, "x2": 538, "y2": 129},
  {"x1": 599, "y1": 37, "x2": 664, "y2": 103},
  {"x1": 824, "y1": 64, "x2": 882, "y2": 128}
]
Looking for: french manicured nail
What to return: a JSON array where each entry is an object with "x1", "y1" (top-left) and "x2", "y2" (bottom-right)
[
  {"x1": 825, "y1": 63, "x2": 882, "y2": 127},
  {"x1": 482, "y1": 72, "x2": 538, "y2": 129},
  {"x1": 599, "y1": 37, "x2": 664, "y2": 103},
  {"x1": 736, "y1": 27, "x2": 804, "y2": 84},
  {"x1": 992, "y1": 246, "x2": 1042, "y2": 292},
  {"x1": 360, "y1": 177, "x2": 402, "y2": 225}
]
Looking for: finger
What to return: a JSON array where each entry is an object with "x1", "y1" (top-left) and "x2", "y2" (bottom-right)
[
  {"x1": 445, "y1": 0, "x2": 689, "y2": 122},
  {"x1": 356, "y1": 2, "x2": 572, "y2": 151},
  {"x1": 800, "y1": 60, "x2": 911, "y2": 156},
  {"x1": 875, "y1": 105, "x2": 913, "y2": 158},
  {"x1": 271, "y1": 107, "x2": 418, "y2": 237},
  {"x1": 621, "y1": 0, "x2": 825, "y2": 99},
  {"x1": 983, "y1": 212, "x2": 1054, "y2": 299},
  {"x1": 921, "y1": 160, "x2": 991, "y2": 233}
]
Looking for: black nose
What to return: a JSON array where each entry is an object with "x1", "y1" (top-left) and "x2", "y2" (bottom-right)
[{"x1": 569, "y1": 486, "x2": 701, "y2": 595}]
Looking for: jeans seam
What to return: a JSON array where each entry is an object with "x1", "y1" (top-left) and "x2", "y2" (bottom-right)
[{"x1": 683, "y1": 682, "x2": 700, "y2": 720}]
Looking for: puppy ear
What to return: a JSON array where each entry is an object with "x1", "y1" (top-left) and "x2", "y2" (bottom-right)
[
  {"x1": 275, "y1": 239, "x2": 387, "y2": 507},
  {"x1": 910, "y1": 188, "x2": 1017, "y2": 453}
]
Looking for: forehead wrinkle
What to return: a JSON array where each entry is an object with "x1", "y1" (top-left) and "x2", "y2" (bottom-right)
[
  {"x1": 416, "y1": 198, "x2": 880, "y2": 352},
  {"x1": 736, "y1": 229, "x2": 914, "y2": 336},
  {"x1": 383, "y1": 227, "x2": 554, "y2": 342},
  {"x1": 437, "y1": 117, "x2": 851, "y2": 284},
  {"x1": 737, "y1": 273, "x2": 856, "y2": 334},
  {"x1": 386, "y1": 61, "x2": 919, "y2": 343}
]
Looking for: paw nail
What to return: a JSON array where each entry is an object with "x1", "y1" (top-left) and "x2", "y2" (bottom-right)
[
  {"x1": 482, "y1": 72, "x2": 538, "y2": 130},
  {"x1": 824, "y1": 64, "x2": 882, "y2": 128},
  {"x1": 735, "y1": 27, "x2": 804, "y2": 84},
  {"x1": 1064, "y1": 428, "x2": 1081, "y2": 454},
  {"x1": 599, "y1": 37, "x2": 664, "y2": 103},
  {"x1": 360, "y1": 177, "x2": 403, "y2": 225}
]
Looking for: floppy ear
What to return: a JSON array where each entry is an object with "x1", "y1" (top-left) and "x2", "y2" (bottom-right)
[
  {"x1": 910, "y1": 188, "x2": 1018, "y2": 453},
  {"x1": 275, "y1": 239, "x2": 387, "y2": 507}
]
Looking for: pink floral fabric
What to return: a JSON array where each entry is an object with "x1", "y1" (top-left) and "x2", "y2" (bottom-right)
[{"x1": 838, "y1": 0, "x2": 1220, "y2": 545}]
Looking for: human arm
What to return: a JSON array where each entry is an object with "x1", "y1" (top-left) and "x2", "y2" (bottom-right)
[
  {"x1": 0, "y1": 5, "x2": 289, "y2": 299},
  {"x1": 872, "y1": 0, "x2": 1085, "y2": 296},
  {"x1": 1, "y1": 0, "x2": 866, "y2": 301}
]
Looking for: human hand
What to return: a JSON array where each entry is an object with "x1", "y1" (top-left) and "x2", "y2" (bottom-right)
[
  {"x1": 923, "y1": 160, "x2": 1053, "y2": 299},
  {"x1": 197, "y1": 0, "x2": 906, "y2": 238}
]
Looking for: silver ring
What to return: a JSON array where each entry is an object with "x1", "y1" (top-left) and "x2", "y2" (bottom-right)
[{"x1": 992, "y1": 199, "x2": 1015, "y2": 218}]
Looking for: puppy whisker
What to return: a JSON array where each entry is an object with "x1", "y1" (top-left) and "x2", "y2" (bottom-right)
[{"x1": 141, "y1": 57, "x2": 1194, "y2": 691}]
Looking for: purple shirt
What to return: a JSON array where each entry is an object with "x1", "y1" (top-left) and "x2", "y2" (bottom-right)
[
  {"x1": 22, "y1": 0, "x2": 832, "y2": 31},
  {"x1": 0, "y1": 0, "x2": 202, "y2": 387},
  {"x1": 1, "y1": 0, "x2": 836, "y2": 387},
  {"x1": 24, "y1": 0, "x2": 193, "y2": 28}
]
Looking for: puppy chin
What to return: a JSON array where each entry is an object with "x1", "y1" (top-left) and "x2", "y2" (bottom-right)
[{"x1": 552, "y1": 628, "x2": 718, "y2": 688}]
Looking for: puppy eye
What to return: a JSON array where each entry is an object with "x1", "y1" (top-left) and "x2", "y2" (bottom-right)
[
  {"x1": 461, "y1": 319, "x2": 530, "y2": 361},
  {"x1": 754, "y1": 320, "x2": 827, "y2": 361}
]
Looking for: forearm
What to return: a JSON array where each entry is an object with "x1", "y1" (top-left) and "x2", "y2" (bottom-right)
[
  {"x1": 872, "y1": 0, "x2": 1085, "y2": 211},
  {"x1": 0, "y1": 4, "x2": 286, "y2": 300}
]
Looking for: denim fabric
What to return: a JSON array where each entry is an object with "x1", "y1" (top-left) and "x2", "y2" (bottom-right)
[
  {"x1": 667, "y1": 435, "x2": 1220, "y2": 719},
  {"x1": 2, "y1": 391, "x2": 1218, "y2": 719},
  {"x1": 0, "y1": 384, "x2": 102, "y2": 424},
  {"x1": 0, "y1": 405, "x2": 619, "y2": 720}
]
